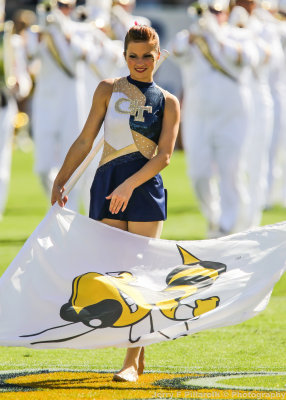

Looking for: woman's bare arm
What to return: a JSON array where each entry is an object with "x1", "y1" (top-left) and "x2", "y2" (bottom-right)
[
  {"x1": 51, "y1": 79, "x2": 113, "y2": 206},
  {"x1": 107, "y1": 92, "x2": 180, "y2": 215}
]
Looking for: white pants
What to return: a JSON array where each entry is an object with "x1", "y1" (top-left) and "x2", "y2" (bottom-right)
[
  {"x1": 243, "y1": 83, "x2": 273, "y2": 226},
  {"x1": 182, "y1": 84, "x2": 249, "y2": 233},
  {"x1": 32, "y1": 78, "x2": 80, "y2": 211},
  {"x1": 0, "y1": 96, "x2": 18, "y2": 216},
  {"x1": 265, "y1": 87, "x2": 285, "y2": 207}
]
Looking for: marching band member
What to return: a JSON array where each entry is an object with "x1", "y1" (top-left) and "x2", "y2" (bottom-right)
[
  {"x1": 253, "y1": 0, "x2": 286, "y2": 209},
  {"x1": 234, "y1": 0, "x2": 275, "y2": 226},
  {"x1": 171, "y1": 0, "x2": 255, "y2": 237},
  {"x1": 26, "y1": 0, "x2": 81, "y2": 211},
  {"x1": 111, "y1": 0, "x2": 150, "y2": 41},
  {"x1": 0, "y1": 2, "x2": 19, "y2": 219},
  {"x1": 85, "y1": 0, "x2": 112, "y2": 28},
  {"x1": 276, "y1": 0, "x2": 286, "y2": 205}
]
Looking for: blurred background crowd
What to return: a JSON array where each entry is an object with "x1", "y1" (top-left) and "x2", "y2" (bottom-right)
[{"x1": 1, "y1": 0, "x2": 286, "y2": 238}]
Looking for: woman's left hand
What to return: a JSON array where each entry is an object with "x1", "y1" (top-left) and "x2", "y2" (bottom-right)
[{"x1": 106, "y1": 181, "x2": 134, "y2": 214}]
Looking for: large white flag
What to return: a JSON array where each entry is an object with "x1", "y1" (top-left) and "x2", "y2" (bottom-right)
[{"x1": 0, "y1": 204, "x2": 285, "y2": 349}]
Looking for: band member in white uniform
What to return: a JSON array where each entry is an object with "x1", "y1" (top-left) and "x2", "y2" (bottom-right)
[
  {"x1": 26, "y1": 0, "x2": 81, "y2": 211},
  {"x1": 171, "y1": 0, "x2": 255, "y2": 237},
  {"x1": 111, "y1": 0, "x2": 150, "y2": 41},
  {"x1": 276, "y1": 0, "x2": 286, "y2": 205},
  {"x1": 254, "y1": 0, "x2": 286, "y2": 208},
  {"x1": 85, "y1": 0, "x2": 112, "y2": 26},
  {"x1": 0, "y1": 3, "x2": 26, "y2": 219},
  {"x1": 233, "y1": 0, "x2": 275, "y2": 226}
]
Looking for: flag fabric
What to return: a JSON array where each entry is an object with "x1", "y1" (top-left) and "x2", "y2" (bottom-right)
[{"x1": 0, "y1": 204, "x2": 285, "y2": 349}]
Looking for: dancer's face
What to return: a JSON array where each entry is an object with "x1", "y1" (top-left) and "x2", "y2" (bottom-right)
[{"x1": 125, "y1": 41, "x2": 160, "y2": 82}]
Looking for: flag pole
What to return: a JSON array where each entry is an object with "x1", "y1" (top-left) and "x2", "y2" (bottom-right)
[
  {"x1": 154, "y1": 49, "x2": 169, "y2": 74},
  {"x1": 63, "y1": 136, "x2": 104, "y2": 197}
]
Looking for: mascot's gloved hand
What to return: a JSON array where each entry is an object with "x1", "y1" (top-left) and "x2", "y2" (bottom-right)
[{"x1": 193, "y1": 297, "x2": 220, "y2": 317}]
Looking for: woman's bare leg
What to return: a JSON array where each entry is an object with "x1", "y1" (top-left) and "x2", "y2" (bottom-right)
[
  {"x1": 128, "y1": 220, "x2": 163, "y2": 239},
  {"x1": 138, "y1": 347, "x2": 145, "y2": 375},
  {"x1": 101, "y1": 218, "x2": 128, "y2": 231},
  {"x1": 115, "y1": 221, "x2": 163, "y2": 380},
  {"x1": 101, "y1": 219, "x2": 163, "y2": 382},
  {"x1": 100, "y1": 219, "x2": 139, "y2": 381},
  {"x1": 113, "y1": 346, "x2": 142, "y2": 382}
]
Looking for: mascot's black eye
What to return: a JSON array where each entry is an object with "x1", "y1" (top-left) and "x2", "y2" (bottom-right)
[
  {"x1": 80, "y1": 300, "x2": 122, "y2": 328},
  {"x1": 60, "y1": 299, "x2": 123, "y2": 328},
  {"x1": 60, "y1": 303, "x2": 78, "y2": 322}
]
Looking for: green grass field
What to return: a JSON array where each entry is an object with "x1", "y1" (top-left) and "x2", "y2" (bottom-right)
[{"x1": 0, "y1": 149, "x2": 285, "y2": 398}]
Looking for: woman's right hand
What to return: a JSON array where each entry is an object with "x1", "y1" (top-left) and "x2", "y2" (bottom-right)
[{"x1": 51, "y1": 183, "x2": 68, "y2": 207}]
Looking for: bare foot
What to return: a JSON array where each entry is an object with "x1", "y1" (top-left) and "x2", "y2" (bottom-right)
[
  {"x1": 113, "y1": 366, "x2": 138, "y2": 382},
  {"x1": 113, "y1": 347, "x2": 142, "y2": 382},
  {"x1": 138, "y1": 347, "x2": 145, "y2": 376}
]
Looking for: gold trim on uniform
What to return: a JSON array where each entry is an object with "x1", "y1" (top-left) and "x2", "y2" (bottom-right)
[
  {"x1": 236, "y1": 43, "x2": 243, "y2": 66},
  {"x1": 99, "y1": 143, "x2": 138, "y2": 166},
  {"x1": 100, "y1": 140, "x2": 116, "y2": 162},
  {"x1": 99, "y1": 130, "x2": 157, "y2": 167},
  {"x1": 194, "y1": 36, "x2": 237, "y2": 82},
  {"x1": 89, "y1": 63, "x2": 105, "y2": 81},
  {"x1": 132, "y1": 130, "x2": 157, "y2": 159},
  {"x1": 114, "y1": 77, "x2": 146, "y2": 105},
  {"x1": 43, "y1": 32, "x2": 75, "y2": 78}
]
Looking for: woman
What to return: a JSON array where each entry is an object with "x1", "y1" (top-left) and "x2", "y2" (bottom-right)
[{"x1": 51, "y1": 25, "x2": 180, "y2": 382}]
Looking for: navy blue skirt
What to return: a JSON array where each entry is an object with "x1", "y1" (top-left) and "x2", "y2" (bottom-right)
[{"x1": 89, "y1": 152, "x2": 167, "y2": 222}]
